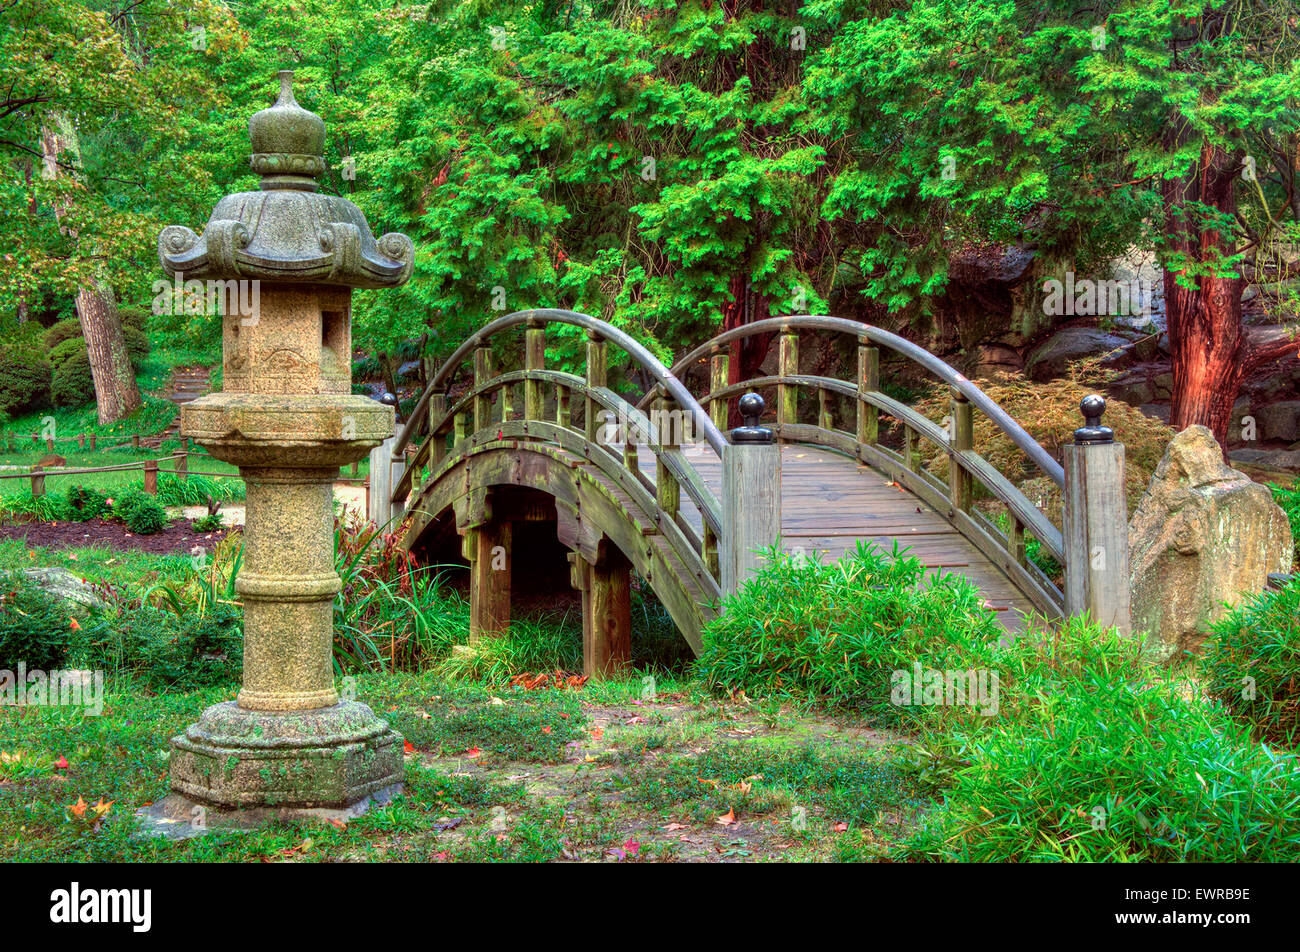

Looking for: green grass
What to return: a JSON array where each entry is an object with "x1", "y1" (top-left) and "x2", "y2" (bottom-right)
[{"x1": 2, "y1": 393, "x2": 177, "y2": 446}]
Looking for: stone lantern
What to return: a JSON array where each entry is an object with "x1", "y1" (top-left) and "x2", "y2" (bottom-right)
[{"x1": 142, "y1": 71, "x2": 412, "y2": 828}]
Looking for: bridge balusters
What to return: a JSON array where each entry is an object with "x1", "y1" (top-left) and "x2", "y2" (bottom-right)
[
  {"x1": 556, "y1": 384, "x2": 571, "y2": 430},
  {"x1": 474, "y1": 345, "x2": 494, "y2": 432},
  {"x1": 778, "y1": 328, "x2": 798, "y2": 438},
  {"x1": 655, "y1": 390, "x2": 681, "y2": 521},
  {"x1": 585, "y1": 331, "x2": 606, "y2": 444},
  {"x1": 429, "y1": 392, "x2": 447, "y2": 467},
  {"x1": 453, "y1": 409, "x2": 467, "y2": 451},
  {"x1": 818, "y1": 388, "x2": 833, "y2": 431},
  {"x1": 709, "y1": 350, "x2": 729, "y2": 430},
  {"x1": 1009, "y1": 517, "x2": 1027, "y2": 567},
  {"x1": 857, "y1": 344, "x2": 879, "y2": 448},
  {"x1": 903, "y1": 424, "x2": 919, "y2": 472},
  {"x1": 525, "y1": 320, "x2": 545, "y2": 421},
  {"x1": 948, "y1": 389, "x2": 973, "y2": 514}
]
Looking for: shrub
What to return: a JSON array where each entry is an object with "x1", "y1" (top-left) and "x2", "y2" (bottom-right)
[
  {"x1": 77, "y1": 602, "x2": 242, "y2": 690},
  {"x1": 46, "y1": 336, "x2": 85, "y2": 370},
  {"x1": 1269, "y1": 483, "x2": 1300, "y2": 570},
  {"x1": 1201, "y1": 581, "x2": 1300, "y2": 746},
  {"x1": 49, "y1": 341, "x2": 95, "y2": 408},
  {"x1": 122, "y1": 493, "x2": 167, "y2": 534},
  {"x1": 0, "y1": 344, "x2": 52, "y2": 416},
  {"x1": 42, "y1": 318, "x2": 82, "y2": 351},
  {"x1": 694, "y1": 542, "x2": 1003, "y2": 719},
  {"x1": 117, "y1": 307, "x2": 148, "y2": 332},
  {"x1": 901, "y1": 658, "x2": 1300, "y2": 862},
  {"x1": 123, "y1": 325, "x2": 150, "y2": 367},
  {"x1": 66, "y1": 485, "x2": 109, "y2": 522},
  {"x1": 191, "y1": 513, "x2": 224, "y2": 532},
  {"x1": 0, "y1": 574, "x2": 76, "y2": 670}
]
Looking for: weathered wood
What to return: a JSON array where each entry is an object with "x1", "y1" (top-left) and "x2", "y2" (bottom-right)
[
  {"x1": 144, "y1": 459, "x2": 158, "y2": 495},
  {"x1": 474, "y1": 346, "x2": 494, "y2": 432},
  {"x1": 470, "y1": 518, "x2": 512, "y2": 641},
  {"x1": 655, "y1": 393, "x2": 680, "y2": 519},
  {"x1": 1063, "y1": 441, "x2": 1131, "y2": 633},
  {"x1": 777, "y1": 330, "x2": 798, "y2": 437},
  {"x1": 585, "y1": 332, "x2": 607, "y2": 444},
  {"x1": 525, "y1": 322, "x2": 546, "y2": 421},
  {"x1": 453, "y1": 411, "x2": 467, "y2": 451},
  {"x1": 177, "y1": 449, "x2": 188, "y2": 481},
  {"x1": 580, "y1": 547, "x2": 632, "y2": 678},
  {"x1": 429, "y1": 393, "x2": 448, "y2": 466},
  {"x1": 858, "y1": 344, "x2": 879, "y2": 446},
  {"x1": 948, "y1": 389, "x2": 972, "y2": 514},
  {"x1": 709, "y1": 351, "x2": 729, "y2": 430},
  {"x1": 132, "y1": 434, "x2": 140, "y2": 450},
  {"x1": 556, "y1": 385, "x2": 570, "y2": 430},
  {"x1": 721, "y1": 440, "x2": 782, "y2": 596},
  {"x1": 818, "y1": 388, "x2": 833, "y2": 431},
  {"x1": 30, "y1": 464, "x2": 44, "y2": 498},
  {"x1": 367, "y1": 435, "x2": 399, "y2": 525},
  {"x1": 88, "y1": 435, "x2": 96, "y2": 451}
]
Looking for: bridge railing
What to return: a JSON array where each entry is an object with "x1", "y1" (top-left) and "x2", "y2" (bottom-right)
[
  {"x1": 648, "y1": 315, "x2": 1068, "y2": 618},
  {"x1": 391, "y1": 309, "x2": 727, "y2": 591}
]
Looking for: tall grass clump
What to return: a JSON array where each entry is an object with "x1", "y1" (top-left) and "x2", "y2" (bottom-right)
[
  {"x1": 1269, "y1": 482, "x2": 1300, "y2": 570},
  {"x1": 1201, "y1": 580, "x2": 1300, "y2": 747},
  {"x1": 694, "y1": 541, "x2": 1003, "y2": 719}
]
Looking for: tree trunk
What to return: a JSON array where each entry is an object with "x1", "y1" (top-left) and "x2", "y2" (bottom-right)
[
  {"x1": 1163, "y1": 140, "x2": 1246, "y2": 449},
  {"x1": 76, "y1": 283, "x2": 142, "y2": 424}
]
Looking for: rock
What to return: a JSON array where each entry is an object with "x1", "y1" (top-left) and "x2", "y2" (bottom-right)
[
  {"x1": 969, "y1": 343, "x2": 1023, "y2": 380},
  {"x1": 20, "y1": 567, "x2": 106, "y2": 610},
  {"x1": 1254, "y1": 401, "x2": 1300, "y2": 443},
  {"x1": 1152, "y1": 372, "x2": 1174, "y2": 399},
  {"x1": 36, "y1": 454, "x2": 67, "y2": 468},
  {"x1": 1229, "y1": 448, "x2": 1300, "y2": 472},
  {"x1": 1024, "y1": 327, "x2": 1133, "y2": 381},
  {"x1": 1227, "y1": 397, "x2": 1253, "y2": 443},
  {"x1": 1129, "y1": 426, "x2": 1294, "y2": 653},
  {"x1": 1138, "y1": 403, "x2": 1171, "y2": 424},
  {"x1": 1108, "y1": 374, "x2": 1155, "y2": 408}
]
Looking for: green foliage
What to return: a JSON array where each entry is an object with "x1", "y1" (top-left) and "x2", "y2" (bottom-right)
[
  {"x1": 1202, "y1": 581, "x2": 1300, "y2": 746},
  {"x1": 122, "y1": 324, "x2": 150, "y2": 367},
  {"x1": 695, "y1": 542, "x2": 1001, "y2": 718},
  {"x1": 1269, "y1": 483, "x2": 1300, "y2": 570},
  {"x1": 79, "y1": 602, "x2": 243, "y2": 691},
  {"x1": 66, "y1": 484, "x2": 109, "y2": 521},
  {"x1": 0, "y1": 573, "x2": 76, "y2": 670},
  {"x1": 114, "y1": 490, "x2": 168, "y2": 534},
  {"x1": 49, "y1": 340, "x2": 95, "y2": 408},
  {"x1": 191, "y1": 513, "x2": 224, "y2": 532},
  {"x1": 43, "y1": 319, "x2": 82, "y2": 351},
  {"x1": 0, "y1": 338, "x2": 52, "y2": 417}
]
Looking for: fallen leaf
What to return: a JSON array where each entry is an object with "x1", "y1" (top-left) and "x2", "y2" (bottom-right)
[
  {"x1": 663, "y1": 823, "x2": 688, "y2": 831},
  {"x1": 91, "y1": 797, "x2": 113, "y2": 818},
  {"x1": 403, "y1": 740, "x2": 415, "y2": 755},
  {"x1": 831, "y1": 821, "x2": 848, "y2": 832},
  {"x1": 715, "y1": 808, "x2": 737, "y2": 827},
  {"x1": 465, "y1": 746, "x2": 483, "y2": 758},
  {"x1": 55, "y1": 756, "x2": 69, "y2": 769},
  {"x1": 67, "y1": 796, "x2": 88, "y2": 818}
]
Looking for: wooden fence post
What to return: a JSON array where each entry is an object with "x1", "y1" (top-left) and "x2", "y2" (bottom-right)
[
  {"x1": 367, "y1": 435, "x2": 399, "y2": 527},
  {"x1": 88, "y1": 435, "x2": 96, "y2": 451},
  {"x1": 1063, "y1": 396, "x2": 1131, "y2": 634},
  {"x1": 721, "y1": 392, "x2": 782, "y2": 597},
  {"x1": 177, "y1": 447, "x2": 188, "y2": 481},
  {"x1": 144, "y1": 459, "x2": 158, "y2": 495},
  {"x1": 30, "y1": 464, "x2": 44, "y2": 499},
  {"x1": 46, "y1": 437, "x2": 54, "y2": 452},
  {"x1": 132, "y1": 434, "x2": 141, "y2": 450}
]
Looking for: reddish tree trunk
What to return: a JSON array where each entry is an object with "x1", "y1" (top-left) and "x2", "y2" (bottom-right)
[
  {"x1": 1164, "y1": 141, "x2": 1246, "y2": 449},
  {"x1": 721, "y1": 274, "x2": 773, "y2": 426}
]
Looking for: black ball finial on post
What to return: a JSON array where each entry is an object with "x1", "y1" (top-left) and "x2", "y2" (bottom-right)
[
  {"x1": 1074, "y1": 394, "x2": 1113, "y2": 445},
  {"x1": 731, "y1": 392, "x2": 774, "y2": 444}
]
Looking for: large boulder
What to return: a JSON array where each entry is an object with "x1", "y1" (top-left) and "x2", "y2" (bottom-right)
[
  {"x1": 1024, "y1": 327, "x2": 1132, "y2": 381},
  {"x1": 1255, "y1": 400, "x2": 1300, "y2": 443},
  {"x1": 1129, "y1": 426, "x2": 1293, "y2": 654}
]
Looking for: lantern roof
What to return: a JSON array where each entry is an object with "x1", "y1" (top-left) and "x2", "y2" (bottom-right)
[{"x1": 158, "y1": 71, "x2": 412, "y2": 289}]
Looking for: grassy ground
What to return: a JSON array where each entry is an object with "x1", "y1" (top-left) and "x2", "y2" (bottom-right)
[{"x1": 0, "y1": 672, "x2": 922, "y2": 862}]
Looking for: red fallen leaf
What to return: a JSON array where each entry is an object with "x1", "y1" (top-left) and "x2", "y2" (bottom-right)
[
  {"x1": 541, "y1": 726, "x2": 552, "y2": 734},
  {"x1": 431, "y1": 851, "x2": 450, "y2": 861},
  {"x1": 403, "y1": 740, "x2": 415, "y2": 755},
  {"x1": 590, "y1": 726, "x2": 604, "y2": 741},
  {"x1": 67, "y1": 796, "x2": 88, "y2": 818},
  {"x1": 465, "y1": 746, "x2": 483, "y2": 758},
  {"x1": 831, "y1": 821, "x2": 848, "y2": 832},
  {"x1": 69, "y1": 618, "x2": 81, "y2": 631},
  {"x1": 55, "y1": 756, "x2": 69, "y2": 769},
  {"x1": 715, "y1": 808, "x2": 737, "y2": 827},
  {"x1": 327, "y1": 818, "x2": 346, "y2": 830},
  {"x1": 623, "y1": 838, "x2": 640, "y2": 856}
]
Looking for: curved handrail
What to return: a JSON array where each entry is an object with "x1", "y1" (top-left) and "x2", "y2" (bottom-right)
[
  {"x1": 393, "y1": 308, "x2": 727, "y2": 460},
  {"x1": 644, "y1": 314, "x2": 1065, "y2": 488}
]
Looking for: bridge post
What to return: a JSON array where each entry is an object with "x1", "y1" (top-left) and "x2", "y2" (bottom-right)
[
  {"x1": 429, "y1": 392, "x2": 447, "y2": 466},
  {"x1": 709, "y1": 350, "x2": 729, "y2": 430},
  {"x1": 948, "y1": 388, "x2": 973, "y2": 514},
  {"x1": 474, "y1": 346, "x2": 494, "y2": 432},
  {"x1": 1063, "y1": 396, "x2": 1131, "y2": 634},
  {"x1": 585, "y1": 331, "x2": 607, "y2": 444},
  {"x1": 470, "y1": 517, "x2": 512, "y2": 641},
  {"x1": 525, "y1": 319, "x2": 546, "y2": 421},
  {"x1": 570, "y1": 547, "x2": 632, "y2": 679},
  {"x1": 857, "y1": 344, "x2": 879, "y2": 448},
  {"x1": 722, "y1": 393, "x2": 782, "y2": 596},
  {"x1": 777, "y1": 328, "x2": 798, "y2": 440}
]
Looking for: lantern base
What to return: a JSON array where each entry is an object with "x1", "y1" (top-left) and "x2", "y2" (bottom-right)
[{"x1": 161, "y1": 700, "x2": 404, "y2": 813}]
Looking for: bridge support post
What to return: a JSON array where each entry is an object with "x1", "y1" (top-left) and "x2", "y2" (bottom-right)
[
  {"x1": 1063, "y1": 396, "x2": 1131, "y2": 634},
  {"x1": 470, "y1": 518, "x2": 512, "y2": 641},
  {"x1": 722, "y1": 393, "x2": 781, "y2": 597},
  {"x1": 570, "y1": 548, "x2": 632, "y2": 678}
]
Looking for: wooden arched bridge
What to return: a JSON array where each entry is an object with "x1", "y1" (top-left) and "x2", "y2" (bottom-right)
[{"x1": 379, "y1": 310, "x2": 1131, "y2": 676}]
